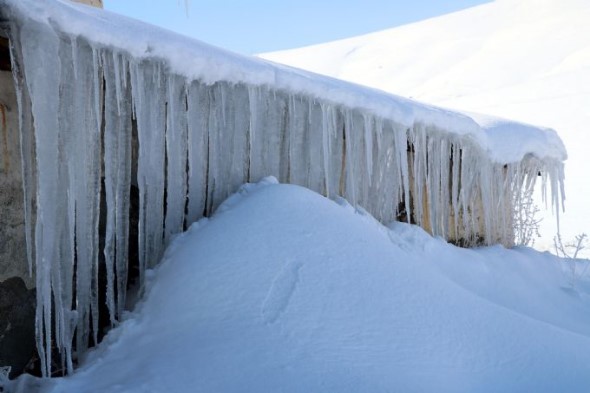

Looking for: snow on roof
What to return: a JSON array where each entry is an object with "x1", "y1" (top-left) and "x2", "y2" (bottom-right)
[
  {"x1": 0, "y1": 0, "x2": 566, "y2": 164},
  {"x1": 469, "y1": 112, "x2": 567, "y2": 163}
]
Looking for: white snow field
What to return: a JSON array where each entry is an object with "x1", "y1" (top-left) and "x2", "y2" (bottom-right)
[
  {"x1": 12, "y1": 179, "x2": 590, "y2": 393},
  {"x1": 261, "y1": 0, "x2": 590, "y2": 254}
]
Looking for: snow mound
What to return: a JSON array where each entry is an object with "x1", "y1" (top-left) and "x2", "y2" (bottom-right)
[{"x1": 14, "y1": 180, "x2": 590, "y2": 393}]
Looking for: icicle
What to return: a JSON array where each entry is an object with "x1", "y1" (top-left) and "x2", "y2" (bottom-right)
[
  {"x1": 378, "y1": 120, "x2": 394, "y2": 221},
  {"x1": 130, "y1": 61, "x2": 167, "y2": 283},
  {"x1": 186, "y1": 81, "x2": 209, "y2": 223},
  {"x1": 227, "y1": 84, "x2": 250, "y2": 197},
  {"x1": 321, "y1": 103, "x2": 342, "y2": 199},
  {"x1": 20, "y1": 20, "x2": 61, "y2": 378},
  {"x1": 206, "y1": 82, "x2": 249, "y2": 211},
  {"x1": 430, "y1": 142, "x2": 438, "y2": 234},
  {"x1": 364, "y1": 115, "x2": 374, "y2": 181},
  {"x1": 438, "y1": 136, "x2": 451, "y2": 239},
  {"x1": 164, "y1": 76, "x2": 188, "y2": 244},
  {"x1": 411, "y1": 125, "x2": 427, "y2": 228},
  {"x1": 450, "y1": 143, "x2": 461, "y2": 241},
  {"x1": 55, "y1": 37, "x2": 76, "y2": 376},
  {"x1": 342, "y1": 109, "x2": 356, "y2": 205},
  {"x1": 395, "y1": 125, "x2": 411, "y2": 224},
  {"x1": 248, "y1": 86, "x2": 287, "y2": 184},
  {"x1": 103, "y1": 51, "x2": 133, "y2": 324},
  {"x1": 103, "y1": 52, "x2": 117, "y2": 327},
  {"x1": 320, "y1": 102, "x2": 331, "y2": 196},
  {"x1": 66, "y1": 39, "x2": 103, "y2": 355},
  {"x1": 205, "y1": 84, "x2": 220, "y2": 214},
  {"x1": 114, "y1": 55, "x2": 133, "y2": 319},
  {"x1": 370, "y1": 118, "x2": 391, "y2": 222},
  {"x1": 352, "y1": 112, "x2": 368, "y2": 208},
  {"x1": 287, "y1": 95, "x2": 309, "y2": 187},
  {"x1": 113, "y1": 51, "x2": 123, "y2": 114},
  {"x1": 306, "y1": 97, "x2": 325, "y2": 194}
]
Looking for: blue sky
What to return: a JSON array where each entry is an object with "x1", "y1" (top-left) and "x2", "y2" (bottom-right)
[{"x1": 103, "y1": 0, "x2": 491, "y2": 55}]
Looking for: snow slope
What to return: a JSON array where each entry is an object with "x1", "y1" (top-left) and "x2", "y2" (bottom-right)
[
  {"x1": 261, "y1": 0, "x2": 590, "y2": 253},
  {"x1": 12, "y1": 179, "x2": 590, "y2": 392}
]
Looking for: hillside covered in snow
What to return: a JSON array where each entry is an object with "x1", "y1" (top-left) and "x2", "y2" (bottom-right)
[
  {"x1": 261, "y1": 0, "x2": 590, "y2": 254},
  {"x1": 9, "y1": 179, "x2": 590, "y2": 392}
]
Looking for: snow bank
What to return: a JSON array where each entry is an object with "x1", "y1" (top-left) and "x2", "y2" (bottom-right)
[{"x1": 10, "y1": 180, "x2": 590, "y2": 393}]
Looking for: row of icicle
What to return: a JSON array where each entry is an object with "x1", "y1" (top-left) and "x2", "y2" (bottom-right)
[{"x1": 7, "y1": 21, "x2": 564, "y2": 376}]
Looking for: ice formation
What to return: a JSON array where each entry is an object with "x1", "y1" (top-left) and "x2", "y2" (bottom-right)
[{"x1": 0, "y1": 0, "x2": 566, "y2": 377}]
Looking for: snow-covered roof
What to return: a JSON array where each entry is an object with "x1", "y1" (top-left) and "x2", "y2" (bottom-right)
[{"x1": 0, "y1": 0, "x2": 566, "y2": 164}]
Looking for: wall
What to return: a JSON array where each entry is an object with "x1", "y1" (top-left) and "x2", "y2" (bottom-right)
[
  {"x1": 0, "y1": 62, "x2": 37, "y2": 377},
  {"x1": 0, "y1": 70, "x2": 31, "y2": 288}
]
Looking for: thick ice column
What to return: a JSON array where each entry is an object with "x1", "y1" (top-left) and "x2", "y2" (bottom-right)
[
  {"x1": 368, "y1": 119, "x2": 391, "y2": 222},
  {"x1": 410, "y1": 125, "x2": 427, "y2": 228},
  {"x1": 113, "y1": 57, "x2": 133, "y2": 320},
  {"x1": 450, "y1": 144, "x2": 461, "y2": 241},
  {"x1": 394, "y1": 124, "x2": 410, "y2": 224},
  {"x1": 287, "y1": 95, "x2": 310, "y2": 187},
  {"x1": 342, "y1": 109, "x2": 357, "y2": 206},
  {"x1": 353, "y1": 113, "x2": 369, "y2": 209},
  {"x1": 69, "y1": 40, "x2": 103, "y2": 355},
  {"x1": 55, "y1": 37, "x2": 77, "y2": 375},
  {"x1": 248, "y1": 86, "x2": 287, "y2": 183},
  {"x1": 103, "y1": 51, "x2": 133, "y2": 323},
  {"x1": 320, "y1": 103, "x2": 342, "y2": 198},
  {"x1": 207, "y1": 82, "x2": 250, "y2": 212},
  {"x1": 164, "y1": 75, "x2": 189, "y2": 243},
  {"x1": 131, "y1": 61, "x2": 167, "y2": 282},
  {"x1": 186, "y1": 81, "x2": 209, "y2": 223},
  {"x1": 305, "y1": 98, "x2": 326, "y2": 195},
  {"x1": 19, "y1": 20, "x2": 62, "y2": 378}
]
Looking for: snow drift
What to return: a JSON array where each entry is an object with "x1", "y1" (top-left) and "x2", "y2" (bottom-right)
[
  {"x1": 9, "y1": 179, "x2": 590, "y2": 393},
  {"x1": 0, "y1": 0, "x2": 566, "y2": 376}
]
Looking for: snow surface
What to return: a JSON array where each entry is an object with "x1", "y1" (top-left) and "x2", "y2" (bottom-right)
[
  {"x1": 11, "y1": 179, "x2": 590, "y2": 392},
  {"x1": 260, "y1": 0, "x2": 590, "y2": 253},
  {"x1": 0, "y1": 0, "x2": 566, "y2": 165}
]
